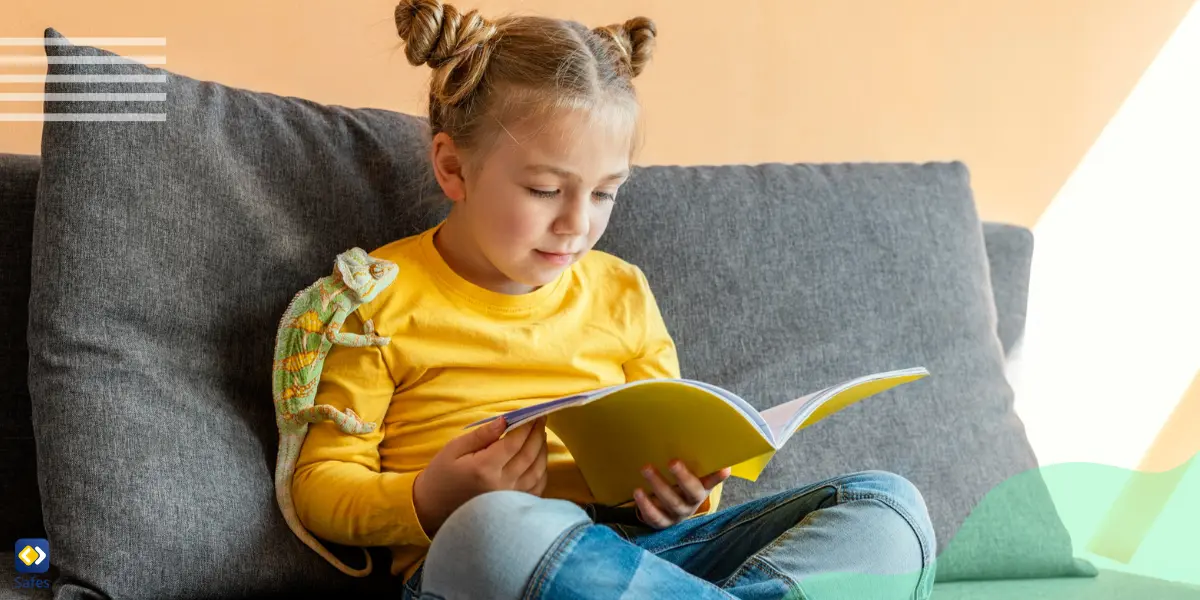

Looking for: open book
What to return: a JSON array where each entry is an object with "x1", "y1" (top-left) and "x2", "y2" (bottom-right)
[{"x1": 467, "y1": 367, "x2": 930, "y2": 505}]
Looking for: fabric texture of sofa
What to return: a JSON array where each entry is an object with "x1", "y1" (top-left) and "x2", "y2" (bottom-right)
[{"x1": 2, "y1": 27, "x2": 1197, "y2": 600}]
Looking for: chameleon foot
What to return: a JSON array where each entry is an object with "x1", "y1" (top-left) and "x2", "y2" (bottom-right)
[{"x1": 362, "y1": 319, "x2": 389, "y2": 346}]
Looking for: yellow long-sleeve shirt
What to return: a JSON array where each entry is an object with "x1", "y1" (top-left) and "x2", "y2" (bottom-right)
[{"x1": 293, "y1": 221, "x2": 722, "y2": 582}]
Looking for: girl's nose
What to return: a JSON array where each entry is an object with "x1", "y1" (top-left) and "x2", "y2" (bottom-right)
[{"x1": 555, "y1": 196, "x2": 590, "y2": 237}]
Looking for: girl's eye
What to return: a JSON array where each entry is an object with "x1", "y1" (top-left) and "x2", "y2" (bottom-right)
[
  {"x1": 527, "y1": 188, "x2": 559, "y2": 198},
  {"x1": 593, "y1": 191, "x2": 616, "y2": 202}
]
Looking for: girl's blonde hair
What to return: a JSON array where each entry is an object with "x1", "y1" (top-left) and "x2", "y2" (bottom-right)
[{"x1": 394, "y1": 0, "x2": 656, "y2": 164}]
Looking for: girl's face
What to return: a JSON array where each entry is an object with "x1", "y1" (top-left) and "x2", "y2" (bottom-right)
[{"x1": 434, "y1": 106, "x2": 634, "y2": 295}]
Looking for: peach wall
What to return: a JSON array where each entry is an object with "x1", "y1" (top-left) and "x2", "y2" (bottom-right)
[{"x1": 1, "y1": 0, "x2": 1194, "y2": 227}]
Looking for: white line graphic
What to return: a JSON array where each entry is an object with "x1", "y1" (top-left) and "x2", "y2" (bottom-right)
[
  {"x1": 1, "y1": 35, "x2": 169, "y2": 121},
  {"x1": 0, "y1": 113, "x2": 167, "y2": 121},
  {"x1": 0, "y1": 93, "x2": 166, "y2": 101},
  {"x1": 0, "y1": 37, "x2": 167, "y2": 46},
  {"x1": 0, "y1": 74, "x2": 168, "y2": 83},
  {"x1": 0, "y1": 56, "x2": 167, "y2": 65}
]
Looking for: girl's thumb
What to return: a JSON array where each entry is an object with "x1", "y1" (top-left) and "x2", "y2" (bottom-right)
[{"x1": 456, "y1": 417, "x2": 506, "y2": 455}]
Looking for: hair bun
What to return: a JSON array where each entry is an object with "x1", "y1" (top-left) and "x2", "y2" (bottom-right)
[
  {"x1": 395, "y1": 0, "x2": 497, "y2": 104},
  {"x1": 594, "y1": 17, "x2": 657, "y2": 78},
  {"x1": 394, "y1": 0, "x2": 496, "y2": 68}
]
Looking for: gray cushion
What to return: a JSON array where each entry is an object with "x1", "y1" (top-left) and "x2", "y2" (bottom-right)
[
  {"x1": 982, "y1": 223, "x2": 1034, "y2": 355},
  {"x1": 0, "y1": 151, "x2": 1045, "y2": 547},
  {"x1": 0, "y1": 153, "x2": 46, "y2": 544},
  {"x1": 30, "y1": 28, "x2": 1084, "y2": 598},
  {"x1": 599, "y1": 163, "x2": 1093, "y2": 582}
]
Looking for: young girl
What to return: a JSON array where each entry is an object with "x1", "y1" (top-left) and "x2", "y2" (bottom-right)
[{"x1": 293, "y1": 1, "x2": 937, "y2": 598}]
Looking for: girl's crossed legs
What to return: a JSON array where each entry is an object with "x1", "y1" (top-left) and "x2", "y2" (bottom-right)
[{"x1": 408, "y1": 470, "x2": 936, "y2": 600}]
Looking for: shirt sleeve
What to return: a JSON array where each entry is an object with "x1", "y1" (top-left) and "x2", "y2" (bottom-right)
[
  {"x1": 622, "y1": 266, "x2": 682, "y2": 382},
  {"x1": 620, "y1": 266, "x2": 723, "y2": 517},
  {"x1": 291, "y1": 308, "x2": 433, "y2": 548}
]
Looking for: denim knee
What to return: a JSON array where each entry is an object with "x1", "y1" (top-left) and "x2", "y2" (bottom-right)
[
  {"x1": 420, "y1": 491, "x2": 592, "y2": 600},
  {"x1": 839, "y1": 470, "x2": 937, "y2": 563}
]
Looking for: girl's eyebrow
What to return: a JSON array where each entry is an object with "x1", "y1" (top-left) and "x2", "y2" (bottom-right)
[{"x1": 524, "y1": 164, "x2": 629, "y2": 181}]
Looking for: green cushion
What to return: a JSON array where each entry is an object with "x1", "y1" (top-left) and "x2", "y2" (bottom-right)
[
  {"x1": 931, "y1": 569, "x2": 1200, "y2": 599},
  {"x1": 932, "y1": 465, "x2": 1098, "y2": 580}
]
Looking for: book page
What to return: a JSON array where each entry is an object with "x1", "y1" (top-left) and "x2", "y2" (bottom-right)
[
  {"x1": 771, "y1": 367, "x2": 931, "y2": 445},
  {"x1": 464, "y1": 391, "x2": 593, "y2": 431},
  {"x1": 760, "y1": 390, "x2": 822, "y2": 444}
]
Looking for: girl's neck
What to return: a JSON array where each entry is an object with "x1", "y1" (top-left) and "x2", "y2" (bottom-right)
[{"x1": 433, "y1": 211, "x2": 538, "y2": 295}]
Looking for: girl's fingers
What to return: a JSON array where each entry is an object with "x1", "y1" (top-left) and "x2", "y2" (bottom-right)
[
  {"x1": 641, "y1": 464, "x2": 691, "y2": 518},
  {"x1": 477, "y1": 418, "x2": 531, "y2": 470},
  {"x1": 502, "y1": 417, "x2": 546, "y2": 480},
  {"x1": 668, "y1": 460, "x2": 708, "y2": 505},
  {"x1": 514, "y1": 453, "x2": 546, "y2": 491},
  {"x1": 515, "y1": 424, "x2": 549, "y2": 493},
  {"x1": 634, "y1": 488, "x2": 671, "y2": 529},
  {"x1": 700, "y1": 467, "x2": 733, "y2": 489},
  {"x1": 522, "y1": 459, "x2": 549, "y2": 496},
  {"x1": 533, "y1": 467, "x2": 549, "y2": 496}
]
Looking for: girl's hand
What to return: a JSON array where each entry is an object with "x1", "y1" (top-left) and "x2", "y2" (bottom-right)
[
  {"x1": 633, "y1": 460, "x2": 731, "y2": 529},
  {"x1": 413, "y1": 416, "x2": 548, "y2": 537}
]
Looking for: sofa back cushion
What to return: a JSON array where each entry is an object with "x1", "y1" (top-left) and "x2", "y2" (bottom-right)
[
  {"x1": 0, "y1": 157, "x2": 1037, "y2": 550},
  {"x1": 983, "y1": 223, "x2": 1035, "y2": 355}
]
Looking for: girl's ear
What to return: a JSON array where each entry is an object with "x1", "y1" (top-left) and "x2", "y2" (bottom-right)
[{"x1": 431, "y1": 132, "x2": 467, "y2": 203}]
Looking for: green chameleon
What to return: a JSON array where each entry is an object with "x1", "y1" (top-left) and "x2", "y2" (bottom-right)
[{"x1": 272, "y1": 247, "x2": 399, "y2": 577}]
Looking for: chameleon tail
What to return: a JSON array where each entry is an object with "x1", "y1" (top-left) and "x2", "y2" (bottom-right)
[
  {"x1": 293, "y1": 404, "x2": 378, "y2": 435},
  {"x1": 275, "y1": 432, "x2": 373, "y2": 577}
]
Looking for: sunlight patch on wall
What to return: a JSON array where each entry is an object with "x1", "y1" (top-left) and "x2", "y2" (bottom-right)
[{"x1": 1007, "y1": 1, "x2": 1200, "y2": 473}]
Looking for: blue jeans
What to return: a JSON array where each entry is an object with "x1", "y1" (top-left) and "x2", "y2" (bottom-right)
[{"x1": 404, "y1": 470, "x2": 936, "y2": 599}]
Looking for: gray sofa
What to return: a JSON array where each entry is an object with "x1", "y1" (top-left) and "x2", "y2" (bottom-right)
[{"x1": 2, "y1": 27, "x2": 1198, "y2": 600}]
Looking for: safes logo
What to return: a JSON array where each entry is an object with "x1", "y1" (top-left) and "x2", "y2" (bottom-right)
[{"x1": 14, "y1": 539, "x2": 50, "y2": 574}]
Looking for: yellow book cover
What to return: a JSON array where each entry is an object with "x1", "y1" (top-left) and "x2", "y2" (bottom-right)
[{"x1": 467, "y1": 367, "x2": 929, "y2": 505}]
